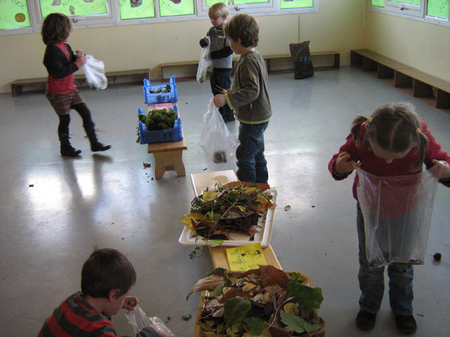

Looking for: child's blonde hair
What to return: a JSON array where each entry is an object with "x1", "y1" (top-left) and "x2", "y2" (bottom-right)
[
  {"x1": 351, "y1": 102, "x2": 428, "y2": 172},
  {"x1": 209, "y1": 2, "x2": 229, "y2": 18}
]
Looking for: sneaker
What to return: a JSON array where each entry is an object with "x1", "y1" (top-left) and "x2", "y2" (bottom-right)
[
  {"x1": 395, "y1": 314, "x2": 417, "y2": 334},
  {"x1": 356, "y1": 310, "x2": 377, "y2": 330}
]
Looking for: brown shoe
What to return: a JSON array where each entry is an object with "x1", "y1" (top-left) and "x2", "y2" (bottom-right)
[
  {"x1": 356, "y1": 310, "x2": 377, "y2": 330},
  {"x1": 395, "y1": 315, "x2": 417, "y2": 334}
]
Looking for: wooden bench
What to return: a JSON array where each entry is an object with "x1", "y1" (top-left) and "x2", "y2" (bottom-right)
[
  {"x1": 189, "y1": 170, "x2": 317, "y2": 337},
  {"x1": 160, "y1": 58, "x2": 239, "y2": 81},
  {"x1": 160, "y1": 51, "x2": 340, "y2": 80},
  {"x1": 10, "y1": 68, "x2": 149, "y2": 96},
  {"x1": 394, "y1": 68, "x2": 450, "y2": 109},
  {"x1": 351, "y1": 49, "x2": 450, "y2": 110},
  {"x1": 147, "y1": 129, "x2": 187, "y2": 179},
  {"x1": 264, "y1": 51, "x2": 340, "y2": 73},
  {"x1": 351, "y1": 49, "x2": 410, "y2": 79}
]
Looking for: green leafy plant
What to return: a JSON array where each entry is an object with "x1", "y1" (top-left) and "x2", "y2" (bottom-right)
[
  {"x1": 280, "y1": 310, "x2": 323, "y2": 334},
  {"x1": 139, "y1": 108, "x2": 177, "y2": 131},
  {"x1": 149, "y1": 84, "x2": 171, "y2": 93},
  {"x1": 187, "y1": 265, "x2": 325, "y2": 337}
]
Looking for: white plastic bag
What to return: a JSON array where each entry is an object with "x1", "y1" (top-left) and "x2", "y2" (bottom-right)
[
  {"x1": 199, "y1": 98, "x2": 239, "y2": 163},
  {"x1": 356, "y1": 167, "x2": 439, "y2": 268},
  {"x1": 82, "y1": 54, "x2": 108, "y2": 90},
  {"x1": 125, "y1": 306, "x2": 175, "y2": 336},
  {"x1": 196, "y1": 45, "x2": 213, "y2": 84}
]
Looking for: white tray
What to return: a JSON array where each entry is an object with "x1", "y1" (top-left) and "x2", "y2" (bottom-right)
[{"x1": 178, "y1": 189, "x2": 277, "y2": 248}]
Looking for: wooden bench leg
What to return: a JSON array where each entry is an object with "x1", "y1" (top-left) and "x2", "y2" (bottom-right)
[
  {"x1": 173, "y1": 151, "x2": 186, "y2": 177},
  {"x1": 394, "y1": 71, "x2": 413, "y2": 88},
  {"x1": 436, "y1": 89, "x2": 450, "y2": 109},
  {"x1": 153, "y1": 150, "x2": 186, "y2": 179},
  {"x1": 333, "y1": 53, "x2": 340, "y2": 69},
  {"x1": 413, "y1": 79, "x2": 433, "y2": 98},
  {"x1": 350, "y1": 51, "x2": 363, "y2": 66},
  {"x1": 377, "y1": 64, "x2": 394, "y2": 79},
  {"x1": 363, "y1": 57, "x2": 377, "y2": 72},
  {"x1": 11, "y1": 84, "x2": 23, "y2": 97},
  {"x1": 154, "y1": 155, "x2": 168, "y2": 179}
]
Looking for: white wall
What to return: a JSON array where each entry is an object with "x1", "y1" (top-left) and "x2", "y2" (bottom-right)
[
  {"x1": 3, "y1": 1, "x2": 449, "y2": 92},
  {"x1": 365, "y1": 10, "x2": 450, "y2": 83},
  {"x1": 0, "y1": 0, "x2": 365, "y2": 92}
]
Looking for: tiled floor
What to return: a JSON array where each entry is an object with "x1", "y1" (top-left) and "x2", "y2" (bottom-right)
[{"x1": 0, "y1": 67, "x2": 449, "y2": 336}]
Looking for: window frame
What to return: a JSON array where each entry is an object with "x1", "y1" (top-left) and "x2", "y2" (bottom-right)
[
  {"x1": 369, "y1": 0, "x2": 450, "y2": 27},
  {"x1": 33, "y1": 0, "x2": 118, "y2": 26},
  {"x1": 197, "y1": 0, "x2": 317, "y2": 17},
  {"x1": 0, "y1": 0, "x2": 317, "y2": 35},
  {"x1": 385, "y1": 0, "x2": 425, "y2": 18},
  {"x1": 198, "y1": 0, "x2": 277, "y2": 17},
  {"x1": 424, "y1": 0, "x2": 450, "y2": 25}
]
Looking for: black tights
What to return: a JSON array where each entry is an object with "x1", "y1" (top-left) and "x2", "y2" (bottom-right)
[{"x1": 58, "y1": 103, "x2": 94, "y2": 136}]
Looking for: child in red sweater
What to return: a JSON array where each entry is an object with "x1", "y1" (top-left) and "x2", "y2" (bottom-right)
[
  {"x1": 41, "y1": 13, "x2": 110, "y2": 157},
  {"x1": 329, "y1": 102, "x2": 450, "y2": 334}
]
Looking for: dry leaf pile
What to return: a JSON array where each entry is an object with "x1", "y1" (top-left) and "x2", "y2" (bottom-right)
[
  {"x1": 187, "y1": 265, "x2": 325, "y2": 337},
  {"x1": 180, "y1": 182, "x2": 276, "y2": 241}
]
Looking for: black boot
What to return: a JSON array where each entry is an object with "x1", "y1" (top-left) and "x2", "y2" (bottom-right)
[
  {"x1": 59, "y1": 134, "x2": 81, "y2": 157},
  {"x1": 84, "y1": 123, "x2": 111, "y2": 152}
]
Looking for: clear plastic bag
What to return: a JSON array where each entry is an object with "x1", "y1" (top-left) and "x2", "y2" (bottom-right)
[
  {"x1": 196, "y1": 44, "x2": 213, "y2": 84},
  {"x1": 356, "y1": 167, "x2": 439, "y2": 268},
  {"x1": 125, "y1": 306, "x2": 175, "y2": 336},
  {"x1": 82, "y1": 54, "x2": 108, "y2": 90},
  {"x1": 199, "y1": 98, "x2": 239, "y2": 163}
]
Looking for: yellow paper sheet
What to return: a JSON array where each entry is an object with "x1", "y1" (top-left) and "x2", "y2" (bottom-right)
[{"x1": 226, "y1": 243, "x2": 267, "y2": 271}]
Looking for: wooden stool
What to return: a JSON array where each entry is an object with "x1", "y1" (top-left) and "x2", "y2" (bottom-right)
[{"x1": 147, "y1": 133, "x2": 187, "y2": 179}]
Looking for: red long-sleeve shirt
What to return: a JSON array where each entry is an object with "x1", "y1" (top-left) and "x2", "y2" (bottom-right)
[
  {"x1": 43, "y1": 42, "x2": 79, "y2": 94},
  {"x1": 328, "y1": 120, "x2": 450, "y2": 201},
  {"x1": 38, "y1": 292, "x2": 159, "y2": 337}
]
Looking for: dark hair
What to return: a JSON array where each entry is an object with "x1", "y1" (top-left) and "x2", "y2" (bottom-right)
[
  {"x1": 351, "y1": 102, "x2": 428, "y2": 172},
  {"x1": 81, "y1": 247, "x2": 136, "y2": 299},
  {"x1": 41, "y1": 13, "x2": 72, "y2": 45},
  {"x1": 224, "y1": 14, "x2": 259, "y2": 48}
]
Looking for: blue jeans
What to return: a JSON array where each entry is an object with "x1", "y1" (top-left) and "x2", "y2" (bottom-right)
[
  {"x1": 356, "y1": 203, "x2": 414, "y2": 315},
  {"x1": 210, "y1": 69, "x2": 233, "y2": 120},
  {"x1": 236, "y1": 122, "x2": 269, "y2": 183}
]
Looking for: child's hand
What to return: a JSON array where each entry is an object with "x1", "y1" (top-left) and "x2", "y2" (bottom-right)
[
  {"x1": 75, "y1": 54, "x2": 86, "y2": 68},
  {"x1": 205, "y1": 36, "x2": 211, "y2": 44},
  {"x1": 334, "y1": 151, "x2": 358, "y2": 175},
  {"x1": 431, "y1": 159, "x2": 450, "y2": 180},
  {"x1": 75, "y1": 49, "x2": 85, "y2": 58},
  {"x1": 148, "y1": 324, "x2": 177, "y2": 337},
  {"x1": 122, "y1": 296, "x2": 139, "y2": 310},
  {"x1": 213, "y1": 94, "x2": 226, "y2": 108}
]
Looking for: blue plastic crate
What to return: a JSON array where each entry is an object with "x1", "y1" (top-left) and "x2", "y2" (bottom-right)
[
  {"x1": 138, "y1": 105, "x2": 183, "y2": 144},
  {"x1": 143, "y1": 75, "x2": 177, "y2": 104}
]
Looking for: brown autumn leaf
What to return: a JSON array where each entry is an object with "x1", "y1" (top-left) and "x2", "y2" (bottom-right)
[
  {"x1": 220, "y1": 287, "x2": 243, "y2": 303},
  {"x1": 186, "y1": 274, "x2": 226, "y2": 300},
  {"x1": 223, "y1": 181, "x2": 270, "y2": 192},
  {"x1": 260, "y1": 265, "x2": 291, "y2": 288}
]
